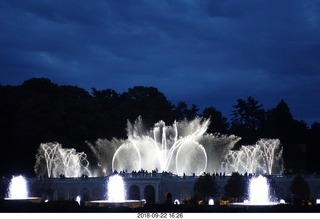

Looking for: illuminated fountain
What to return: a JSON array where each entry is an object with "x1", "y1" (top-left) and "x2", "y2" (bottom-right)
[
  {"x1": 34, "y1": 142, "x2": 91, "y2": 178},
  {"x1": 231, "y1": 175, "x2": 285, "y2": 206},
  {"x1": 88, "y1": 117, "x2": 283, "y2": 176},
  {"x1": 34, "y1": 117, "x2": 283, "y2": 177},
  {"x1": 88, "y1": 117, "x2": 242, "y2": 176},
  {"x1": 248, "y1": 175, "x2": 273, "y2": 205},
  {"x1": 4, "y1": 175, "x2": 41, "y2": 203},
  {"x1": 222, "y1": 139, "x2": 283, "y2": 175},
  {"x1": 85, "y1": 174, "x2": 145, "y2": 208}
]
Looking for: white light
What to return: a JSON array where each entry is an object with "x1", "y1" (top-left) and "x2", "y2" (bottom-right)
[
  {"x1": 7, "y1": 175, "x2": 28, "y2": 199},
  {"x1": 208, "y1": 199, "x2": 214, "y2": 205},
  {"x1": 249, "y1": 175, "x2": 270, "y2": 205},
  {"x1": 76, "y1": 196, "x2": 81, "y2": 205},
  {"x1": 174, "y1": 199, "x2": 180, "y2": 205},
  {"x1": 107, "y1": 174, "x2": 126, "y2": 201},
  {"x1": 316, "y1": 199, "x2": 320, "y2": 204},
  {"x1": 280, "y1": 199, "x2": 286, "y2": 204}
]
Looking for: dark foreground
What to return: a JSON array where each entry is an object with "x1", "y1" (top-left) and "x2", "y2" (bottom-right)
[{"x1": 1, "y1": 200, "x2": 320, "y2": 213}]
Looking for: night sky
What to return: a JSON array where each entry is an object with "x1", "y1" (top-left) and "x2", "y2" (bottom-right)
[{"x1": 1, "y1": 0, "x2": 320, "y2": 126}]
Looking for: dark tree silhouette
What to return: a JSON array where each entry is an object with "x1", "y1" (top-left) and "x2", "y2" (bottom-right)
[
  {"x1": 231, "y1": 96, "x2": 264, "y2": 130},
  {"x1": 224, "y1": 172, "x2": 248, "y2": 202},
  {"x1": 193, "y1": 173, "x2": 219, "y2": 203},
  {"x1": 91, "y1": 88, "x2": 121, "y2": 116},
  {"x1": 119, "y1": 86, "x2": 175, "y2": 129},
  {"x1": 91, "y1": 88, "x2": 124, "y2": 138},
  {"x1": 0, "y1": 78, "x2": 100, "y2": 175},
  {"x1": 306, "y1": 122, "x2": 320, "y2": 173},
  {"x1": 264, "y1": 99, "x2": 309, "y2": 173},
  {"x1": 289, "y1": 174, "x2": 310, "y2": 205},
  {"x1": 201, "y1": 107, "x2": 229, "y2": 134},
  {"x1": 173, "y1": 101, "x2": 199, "y2": 121},
  {"x1": 230, "y1": 96, "x2": 265, "y2": 146}
]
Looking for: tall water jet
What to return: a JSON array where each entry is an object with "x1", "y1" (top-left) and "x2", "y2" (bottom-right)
[
  {"x1": 85, "y1": 174, "x2": 145, "y2": 208},
  {"x1": 4, "y1": 175, "x2": 41, "y2": 203},
  {"x1": 6, "y1": 175, "x2": 28, "y2": 199},
  {"x1": 248, "y1": 175, "x2": 271, "y2": 205},
  {"x1": 230, "y1": 175, "x2": 282, "y2": 206},
  {"x1": 107, "y1": 174, "x2": 126, "y2": 201}
]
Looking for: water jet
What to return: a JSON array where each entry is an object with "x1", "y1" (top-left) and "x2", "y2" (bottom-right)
[
  {"x1": 230, "y1": 175, "x2": 284, "y2": 206},
  {"x1": 35, "y1": 118, "x2": 283, "y2": 177},
  {"x1": 4, "y1": 175, "x2": 41, "y2": 203},
  {"x1": 85, "y1": 174, "x2": 145, "y2": 208}
]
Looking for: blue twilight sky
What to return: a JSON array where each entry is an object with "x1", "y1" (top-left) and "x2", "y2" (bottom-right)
[{"x1": 1, "y1": 0, "x2": 320, "y2": 126}]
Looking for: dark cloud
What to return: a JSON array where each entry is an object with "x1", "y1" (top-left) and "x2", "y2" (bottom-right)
[{"x1": 1, "y1": 0, "x2": 320, "y2": 125}]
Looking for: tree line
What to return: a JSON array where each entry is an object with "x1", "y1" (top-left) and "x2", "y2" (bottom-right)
[{"x1": 0, "y1": 77, "x2": 319, "y2": 176}]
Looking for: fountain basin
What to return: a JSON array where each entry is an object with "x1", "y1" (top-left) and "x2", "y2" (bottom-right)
[
  {"x1": 85, "y1": 199, "x2": 146, "y2": 208},
  {"x1": 4, "y1": 197, "x2": 42, "y2": 203},
  {"x1": 229, "y1": 202, "x2": 281, "y2": 207}
]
